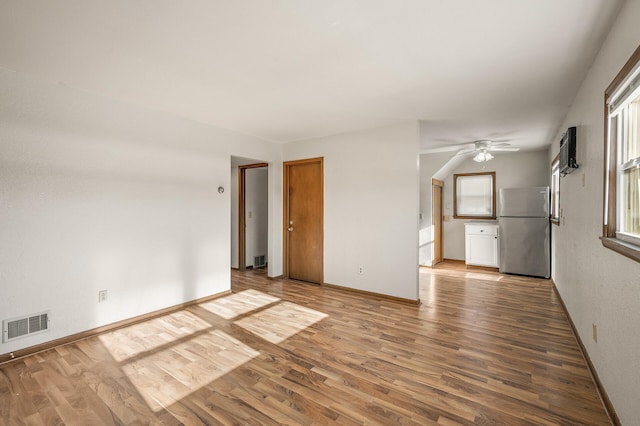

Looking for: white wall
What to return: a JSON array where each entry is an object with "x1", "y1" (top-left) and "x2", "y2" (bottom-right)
[
  {"x1": 549, "y1": 1, "x2": 640, "y2": 422},
  {"x1": 439, "y1": 150, "x2": 549, "y2": 260},
  {"x1": 0, "y1": 68, "x2": 281, "y2": 354},
  {"x1": 283, "y1": 122, "x2": 420, "y2": 301},
  {"x1": 245, "y1": 168, "x2": 268, "y2": 267},
  {"x1": 267, "y1": 164, "x2": 283, "y2": 278}
]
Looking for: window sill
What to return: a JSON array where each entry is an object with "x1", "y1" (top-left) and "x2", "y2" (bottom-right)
[
  {"x1": 600, "y1": 236, "x2": 640, "y2": 263},
  {"x1": 550, "y1": 218, "x2": 560, "y2": 226}
]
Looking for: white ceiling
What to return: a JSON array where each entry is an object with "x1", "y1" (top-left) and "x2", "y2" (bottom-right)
[{"x1": 0, "y1": 1, "x2": 624, "y2": 151}]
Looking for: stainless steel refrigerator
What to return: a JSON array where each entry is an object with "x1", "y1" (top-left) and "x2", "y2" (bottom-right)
[{"x1": 498, "y1": 187, "x2": 550, "y2": 278}]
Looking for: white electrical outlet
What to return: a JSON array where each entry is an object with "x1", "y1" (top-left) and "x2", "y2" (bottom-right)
[
  {"x1": 99, "y1": 290, "x2": 108, "y2": 303},
  {"x1": 358, "y1": 266, "x2": 364, "y2": 275}
]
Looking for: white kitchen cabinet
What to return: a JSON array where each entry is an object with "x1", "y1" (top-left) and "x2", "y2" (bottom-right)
[{"x1": 465, "y1": 222, "x2": 499, "y2": 268}]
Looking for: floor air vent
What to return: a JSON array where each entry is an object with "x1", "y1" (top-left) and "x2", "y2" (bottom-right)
[
  {"x1": 3, "y1": 312, "x2": 50, "y2": 343},
  {"x1": 254, "y1": 255, "x2": 266, "y2": 268}
]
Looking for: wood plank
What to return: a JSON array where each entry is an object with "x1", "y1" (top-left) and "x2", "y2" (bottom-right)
[{"x1": 0, "y1": 262, "x2": 611, "y2": 424}]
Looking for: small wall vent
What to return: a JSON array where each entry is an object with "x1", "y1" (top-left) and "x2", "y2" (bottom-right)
[
  {"x1": 253, "y1": 255, "x2": 266, "y2": 268},
  {"x1": 3, "y1": 311, "x2": 50, "y2": 343}
]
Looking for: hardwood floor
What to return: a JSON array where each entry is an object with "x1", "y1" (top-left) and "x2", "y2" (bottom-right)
[{"x1": 0, "y1": 263, "x2": 611, "y2": 425}]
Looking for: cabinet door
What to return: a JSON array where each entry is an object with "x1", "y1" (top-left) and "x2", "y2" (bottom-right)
[{"x1": 466, "y1": 234, "x2": 498, "y2": 267}]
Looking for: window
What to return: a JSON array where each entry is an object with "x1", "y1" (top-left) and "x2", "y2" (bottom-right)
[
  {"x1": 454, "y1": 172, "x2": 496, "y2": 219},
  {"x1": 550, "y1": 154, "x2": 560, "y2": 225},
  {"x1": 602, "y1": 44, "x2": 640, "y2": 262}
]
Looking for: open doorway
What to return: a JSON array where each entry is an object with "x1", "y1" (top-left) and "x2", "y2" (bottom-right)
[{"x1": 231, "y1": 157, "x2": 268, "y2": 271}]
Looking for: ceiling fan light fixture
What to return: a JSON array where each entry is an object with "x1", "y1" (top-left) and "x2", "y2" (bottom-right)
[{"x1": 473, "y1": 150, "x2": 493, "y2": 162}]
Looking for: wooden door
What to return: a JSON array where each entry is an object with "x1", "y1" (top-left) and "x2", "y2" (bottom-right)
[
  {"x1": 432, "y1": 178, "x2": 444, "y2": 266},
  {"x1": 284, "y1": 158, "x2": 323, "y2": 284}
]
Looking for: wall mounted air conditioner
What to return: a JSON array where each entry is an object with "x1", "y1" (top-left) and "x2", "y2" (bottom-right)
[{"x1": 560, "y1": 126, "x2": 578, "y2": 177}]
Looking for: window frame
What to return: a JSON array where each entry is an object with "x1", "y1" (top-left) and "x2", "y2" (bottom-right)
[
  {"x1": 453, "y1": 171, "x2": 496, "y2": 220},
  {"x1": 550, "y1": 154, "x2": 561, "y2": 225},
  {"x1": 602, "y1": 44, "x2": 640, "y2": 263}
]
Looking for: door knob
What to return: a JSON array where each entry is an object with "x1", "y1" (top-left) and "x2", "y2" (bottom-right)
[{"x1": 288, "y1": 227, "x2": 294, "y2": 232}]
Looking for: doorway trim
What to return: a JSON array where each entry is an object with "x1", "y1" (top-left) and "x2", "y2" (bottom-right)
[
  {"x1": 238, "y1": 162, "x2": 268, "y2": 272},
  {"x1": 432, "y1": 178, "x2": 444, "y2": 266},
  {"x1": 283, "y1": 157, "x2": 324, "y2": 283}
]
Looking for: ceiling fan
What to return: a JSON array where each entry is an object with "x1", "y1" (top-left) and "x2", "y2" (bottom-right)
[{"x1": 422, "y1": 140, "x2": 520, "y2": 162}]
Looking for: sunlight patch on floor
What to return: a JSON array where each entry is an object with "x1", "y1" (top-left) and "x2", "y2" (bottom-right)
[
  {"x1": 234, "y1": 301, "x2": 328, "y2": 344},
  {"x1": 200, "y1": 289, "x2": 280, "y2": 319},
  {"x1": 98, "y1": 310, "x2": 212, "y2": 362},
  {"x1": 99, "y1": 290, "x2": 327, "y2": 413},
  {"x1": 121, "y1": 329, "x2": 259, "y2": 412}
]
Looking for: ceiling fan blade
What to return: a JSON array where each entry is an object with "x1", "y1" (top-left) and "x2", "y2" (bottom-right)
[
  {"x1": 455, "y1": 147, "x2": 477, "y2": 155},
  {"x1": 489, "y1": 147, "x2": 520, "y2": 152},
  {"x1": 421, "y1": 143, "x2": 473, "y2": 154},
  {"x1": 423, "y1": 138, "x2": 519, "y2": 155}
]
